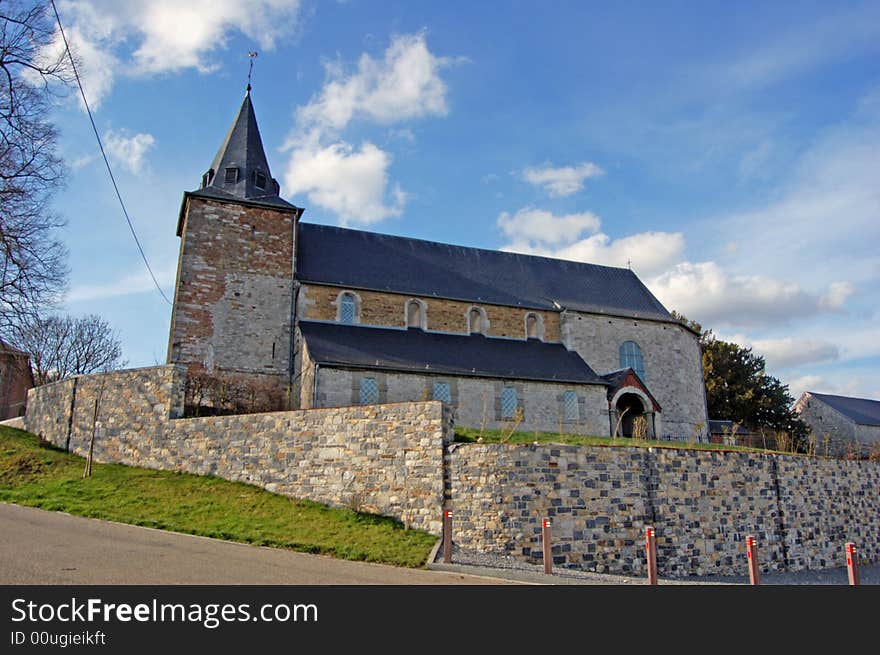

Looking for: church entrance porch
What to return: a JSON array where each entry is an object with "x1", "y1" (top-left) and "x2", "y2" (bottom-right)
[
  {"x1": 602, "y1": 368, "x2": 662, "y2": 439},
  {"x1": 615, "y1": 392, "x2": 648, "y2": 438}
]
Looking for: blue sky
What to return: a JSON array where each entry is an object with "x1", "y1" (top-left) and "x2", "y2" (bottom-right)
[{"x1": 45, "y1": 0, "x2": 879, "y2": 400}]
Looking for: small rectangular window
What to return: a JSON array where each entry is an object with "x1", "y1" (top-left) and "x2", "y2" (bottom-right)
[
  {"x1": 254, "y1": 171, "x2": 267, "y2": 189},
  {"x1": 501, "y1": 386, "x2": 518, "y2": 419},
  {"x1": 224, "y1": 167, "x2": 239, "y2": 184},
  {"x1": 432, "y1": 382, "x2": 451, "y2": 404},
  {"x1": 359, "y1": 377, "x2": 379, "y2": 404},
  {"x1": 563, "y1": 390, "x2": 578, "y2": 422}
]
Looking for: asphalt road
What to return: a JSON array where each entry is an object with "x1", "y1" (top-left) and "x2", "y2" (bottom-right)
[{"x1": 0, "y1": 504, "x2": 512, "y2": 585}]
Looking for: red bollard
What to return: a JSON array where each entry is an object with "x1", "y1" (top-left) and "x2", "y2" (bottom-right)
[
  {"x1": 442, "y1": 510, "x2": 453, "y2": 564},
  {"x1": 645, "y1": 526, "x2": 658, "y2": 585},
  {"x1": 542, "y1": 517, "x2": 553, "y2": 575},
  {"x1": 746, "y1": 535, "x2": 760, "y2": 585},
  {"x1": 846, "y1": 542, "x2": 860, "y2": 586}
]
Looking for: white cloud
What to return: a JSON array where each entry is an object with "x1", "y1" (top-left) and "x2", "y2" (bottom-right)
[
  {"x1": 284, "y1": 32, "x2": 453, "y2": 224},
  {"x1": 70, "y1": 154, "x2": 95, "y2": 170},
  {"x1": 47, "y1": 0, "x2": 303, "y2": 106},
  {"x1": 296, "y1": 32, "x2": 452, "y2": 135},
  {"x1": 648, "y1": 261, "x2": 851, "y2": 328},
  {"x1": 552, "y1": 232, "x2": 685, "y2": 276},
  {"x1": 498, "y1": 207, "x2": 600, "y2": 246},
  {"x1": 522, "y1": 162, "x2": 604, "y2": 197},
  {"x1": 788, "y1": 374, "x2": 880, "y2": 403},
  {"x1": 819, "y1": 281, "x2": 856, "y2": 310},
  {"x1": 498, "y1": 206, "x2": 684, "y2": 277},
  {"x1": 725, "y1": 334, "x2": 840, "y2": 370},
  {"x1": 103, "y1": 129, "x2": 155, "y2": 173},
  {"x1": 787, "y1": 375, "x2": 825, "y2": 400},
  {"x1": 67, "y1": 265, "x2": 176, "y2": 302},
  {"x1": 284, "y1": 140, "x2": 404, "y2": 225},
  {"x1": 721, "y1": 7, "x2": 880, "y2": 92}
]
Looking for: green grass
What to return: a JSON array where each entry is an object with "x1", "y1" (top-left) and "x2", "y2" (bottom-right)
[
  {"x1": 454, "y1": 426, "x2": 783, "y2": 454},
  {"x1": 0, "y1": 426, "x2": 436, "y2": 568}
]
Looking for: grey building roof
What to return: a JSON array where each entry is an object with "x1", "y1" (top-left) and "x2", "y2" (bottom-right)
[
  {"x1": 600, "y1": 367, "x2": 661, "y2": 410},
  {"x1": 809, "y1": 392, "x2": 880, "y2": 427},
  {"x1": 177, "y1": 90, "x2": 299, "y2": 234},
  {"x1": 296, "y1": 223, "x2": 678, "y2": 323},
  {"x1": 299, "y1": 321, "x2": 607, "y2": 385}
]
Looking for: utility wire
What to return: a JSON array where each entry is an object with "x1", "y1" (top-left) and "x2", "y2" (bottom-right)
[{"x1": 50, "y1": 0, "x2": 172, "y2": 305}]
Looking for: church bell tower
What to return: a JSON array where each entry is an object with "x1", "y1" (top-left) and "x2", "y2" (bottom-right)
[{"x1": 167, "y1": 87, "x2": 303, "y2": 400}]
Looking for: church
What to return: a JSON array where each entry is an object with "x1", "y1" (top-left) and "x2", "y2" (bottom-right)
[{"x1": 166, "y1": 90, "x2": 709, "y2": 440}]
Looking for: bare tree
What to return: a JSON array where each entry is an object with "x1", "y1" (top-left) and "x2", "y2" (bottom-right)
[
  {"x1": 12, "y1": 313, "x2": 126, "y2": 384},
  {"x1": 0, "y1": 1, "x2": 73, "y2": 337}
]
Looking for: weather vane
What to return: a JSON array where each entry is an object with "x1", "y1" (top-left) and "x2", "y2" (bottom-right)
[{"x1": 247, "y1": 51, "x2": 259, "y2": 92}]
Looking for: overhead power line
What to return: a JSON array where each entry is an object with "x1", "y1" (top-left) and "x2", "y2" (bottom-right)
[{"x1": 50, "y1": 0, "x2": 172, "y2": 305}]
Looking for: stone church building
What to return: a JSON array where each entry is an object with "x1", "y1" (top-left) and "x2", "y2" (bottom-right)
[{"x1": 167, "y1": 90, "x2": 709, "y2": 439}]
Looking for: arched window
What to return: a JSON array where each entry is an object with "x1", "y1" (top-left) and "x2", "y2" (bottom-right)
[
  {"x1": 468, "y1": 307, "x2": 486, "y2": 334},
  {"x1": 525, "y1": 313, "x2": 543, "y2": 340},
  {"x1": 406, "y1": 299, "x2": 426, "y2": 329},
  {"x1": 338, "y1": 292, "x2": 358, "y2": 324},
  {"x1": 619, "y1": 341, "x2": 645, "y2": 379}
]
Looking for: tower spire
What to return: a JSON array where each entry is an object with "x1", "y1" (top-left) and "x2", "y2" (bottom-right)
[{"x1": 195, "y1": 85, "x2": 287, "y2": 204}]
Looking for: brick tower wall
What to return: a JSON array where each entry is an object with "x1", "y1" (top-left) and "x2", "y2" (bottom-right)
[{"x1": 167, "y1": 196, "x2": 297, "y2": 395}]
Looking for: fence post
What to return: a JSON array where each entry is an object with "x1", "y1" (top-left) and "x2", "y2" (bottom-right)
[
  {"x1": 846, "y1": 542, "x2": 860, "y2": 586},
  {"x1": 645, "y1": 526, "x2": 658, "y2": 585},
  {"x1": 542, "y1": 517, "x2": 553, "y2": 575},
  {"x1": 442, "y1": 510, "x2": 453, "y2": 564},
  {"x1": 746, "y1": 535, "x2": 760, "y2": 585}
]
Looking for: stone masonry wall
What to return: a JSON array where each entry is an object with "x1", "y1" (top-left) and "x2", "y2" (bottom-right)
[
  {"x1": 167, "y1": 197, "x2": 296, "y2": 393},
  {"x1": 562, "y1": 312, "x2": 708, "y2": 439},
  {"x1": 24, "y1": 366, "x2": 880, "y2": 577},
  {"x1": 314, "y1": 366, "x2": 610, "y2": 436},
  {"x1": 25, "y1": 366, "x2": 451, "y2": 535},
  {"x1": 448, "y1": 443, "x2": 880, "y2": 577},
  {"x1": 298, "y1": 283, "x2": 561, "y2": 341}
]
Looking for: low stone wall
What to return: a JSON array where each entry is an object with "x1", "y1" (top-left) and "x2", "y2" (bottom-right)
[
  {"x1": 25, "y1": 366, "x2": 452, "y2": 535},
  {"x1": 24, "y1": 366, "x2": 880, "y2": 577},
  {"x1": 447, "y1": 443, "x2": 880, "y2": 577}
]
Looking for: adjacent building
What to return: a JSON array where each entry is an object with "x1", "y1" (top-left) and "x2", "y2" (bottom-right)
[
  {"x1": 0, "y1": 340, "x2": 34, "y2": 420},
  {"x1": 167, "y1": 89, "x2": 710, "y2": 439},
  {"x1": 794, "y1": 392, "x2": 880, "y2": 456}
]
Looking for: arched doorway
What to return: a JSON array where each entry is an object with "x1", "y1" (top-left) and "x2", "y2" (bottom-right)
[{"x1": 615, "y1": 393, "x2": 646, "y2": 438}]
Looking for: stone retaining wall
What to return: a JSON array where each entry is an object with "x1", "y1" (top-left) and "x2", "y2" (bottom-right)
[
  {"x1": 447, "y1": 442, "x2": 880, "y2": 577},
  {"x1": 25, "y1": 366, "x2": 451, "y2": 534},
  {"x1": 24, "y1": 366, "x2": 880, "y2": 576}
]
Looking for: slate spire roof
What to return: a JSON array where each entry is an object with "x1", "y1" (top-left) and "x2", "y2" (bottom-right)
[{"x1": 185, "y1": 88, "x2": 297, "y2": 212}]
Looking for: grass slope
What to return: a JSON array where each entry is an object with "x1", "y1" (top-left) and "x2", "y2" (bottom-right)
[
  {"x1": 455, "y1": 426, "x2": 783, "y2": 454},
  {"x1": 0, "y1": 426, "x2": 436, "y2": 568}
]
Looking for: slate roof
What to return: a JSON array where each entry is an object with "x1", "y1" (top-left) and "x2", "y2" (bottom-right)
[
  {"x1": 809, "y1": 392, "x2": 880, "y2": 427},
  {"x1": 600, "y1": 368, "x2": 661, "y2": 410},
  {"x1": 178, "y1": 90, "x2": 298, "y2": 234},
  {"x1": 296, "y1": 223, "x2": 677, "y2": 323},
  {"x1": 299, "y1": 321, "x2": 607, "y2": 385}
]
